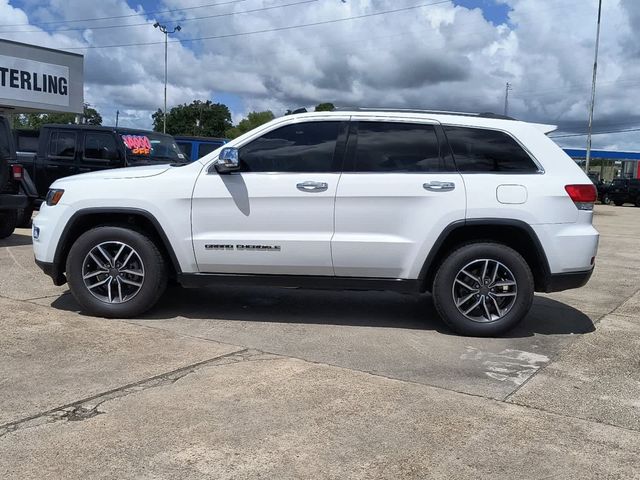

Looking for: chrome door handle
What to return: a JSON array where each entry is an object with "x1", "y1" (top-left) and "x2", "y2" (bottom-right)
[
  {"x1": 423, "y1": 181, "x2": 455, "y2": 192},
  {"x1": 296, "y1": 181, "x2": 328, "y2": 193}
]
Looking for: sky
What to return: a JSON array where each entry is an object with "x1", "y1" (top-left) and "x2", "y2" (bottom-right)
[{"x1": 0, "y1": 0, "x2": 638, "y2": 150}]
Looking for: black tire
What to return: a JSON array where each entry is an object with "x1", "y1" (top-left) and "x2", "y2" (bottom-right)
[
  {"x1": 601, "y1": 195, "x2": 611, "y2": 205},
  {"x1": 432, "y1": 242, "x2": 534, "y2": 337},
  {"x1": 66, "y1": 226, "x2": 167, "y2": 318},
  {"x1": 0, "y1": 210, "x2": 17, "y2": 239},
  {"x1": 16, "y1": 207, "x2": 33, "y2": 228}
]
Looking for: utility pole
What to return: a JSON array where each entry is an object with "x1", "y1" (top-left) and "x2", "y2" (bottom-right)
[
  {"x1": 503, "y1": 82, "x2": 512, "y2": 117},
  {"x1": 153, "y1": 22, "x2": 182, "y2": 134},
  {"x1": 585, "y1": 0, "x2": 603, "y2": 175},
  {"x1": 115, "y1": 110, "x2": 120, "y2": 128}
]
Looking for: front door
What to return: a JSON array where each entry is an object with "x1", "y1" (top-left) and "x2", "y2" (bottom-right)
[
  {"x1": 191, "y1": 118, "x2": 348, "y2": 275},
  {"x1": 332, "y1": 119, "x2": 466, "y2": 279}
]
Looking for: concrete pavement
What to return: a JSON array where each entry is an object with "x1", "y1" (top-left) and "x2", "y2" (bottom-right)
[{"x1": 1, "y1": 205, "x2": 639, "y2": 479}]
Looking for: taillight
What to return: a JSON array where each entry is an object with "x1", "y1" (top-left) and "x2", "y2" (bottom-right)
[
  {"x1": 565, "y1": 184, "x2": 597, "y2": 210},
  {"x1": 11, "y1": 164, "x2": 23, "y2": 181}
]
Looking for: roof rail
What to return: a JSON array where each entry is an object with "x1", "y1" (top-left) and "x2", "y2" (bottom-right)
[{"x1": 332, "y1": 107, "x2": 516, "y2": 121}]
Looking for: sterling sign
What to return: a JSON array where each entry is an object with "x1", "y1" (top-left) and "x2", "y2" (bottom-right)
[{"x1": 0, "y1": 39, "x2": 83, "y2": 114}]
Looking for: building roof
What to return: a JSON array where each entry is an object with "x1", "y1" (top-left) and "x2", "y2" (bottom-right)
[{"x1": 563, "y1": 148, "x2": 640, "y2": 161}]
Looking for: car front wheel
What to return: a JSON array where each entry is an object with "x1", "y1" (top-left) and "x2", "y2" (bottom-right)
[
  {"x1": 432, "y1": 242, "x2": 534, "y2": 337},
  {"x1": 66, "y1": 226, "x2": 167, "y2": 318}
]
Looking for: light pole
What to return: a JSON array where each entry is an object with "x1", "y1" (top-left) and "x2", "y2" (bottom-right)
[
  {"x1": 585, "y1": 0, "x2": 603, "y2": 175},
  {"x1": 153, "y1": 22, "x2": 181, "y2": 134}
]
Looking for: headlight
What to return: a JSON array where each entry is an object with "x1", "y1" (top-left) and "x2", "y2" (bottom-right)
[{"x1": 45, "y1": 189, "x2": 64, "y2": 206}]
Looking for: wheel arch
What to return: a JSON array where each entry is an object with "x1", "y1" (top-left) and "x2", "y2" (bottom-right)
[
  {"x1": 53, "y1": 208, "x2": 181, "y2": 284},
  {"x1": 418, "y1": 219, "x2": 551, "y2": 293}
]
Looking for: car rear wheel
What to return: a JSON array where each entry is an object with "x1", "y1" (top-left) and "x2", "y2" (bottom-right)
[
  {"x1": 66, "y1": 226, "x2": 167, "y2": 318},
  {"x1": 432, "y1": 242, "x2": 534, "y2": 337}
]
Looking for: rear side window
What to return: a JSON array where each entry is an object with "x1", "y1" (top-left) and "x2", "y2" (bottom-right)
[
  {"x1": 49, "y1": 131, "x2": 76, "y2": 158},
  {"x1": 177, "y1": 142, "x2": 192, "y2": 158},
  {"x1": 239, "y1": 121, "x2": 342, "y2": 172},
  {"x1": 354, "y1": 122, "x2": 451, "y2": 172},
  {"x1": 83, "y1": 133, "x2": 120, "y2": 162},
  {"x1": 0, "y1": 121, "x2": 10, "y2": 158},
  {"x1": 443, "y1": 126, "x2": 539, "y2": 173},
  {"x1": 16, "y1": 134, "x2": 38, "y2": 153}
]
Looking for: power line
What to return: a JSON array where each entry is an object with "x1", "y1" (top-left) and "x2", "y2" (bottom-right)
[
  {"x1": 0, "y1": 0, "x2": 317, "y2": 34},
  {"x1": 0, "y1": 0, "x2": 248, "y2": 28},
  {"x1": 54, "y1": 0, "x2": 453, "y2": 51}
]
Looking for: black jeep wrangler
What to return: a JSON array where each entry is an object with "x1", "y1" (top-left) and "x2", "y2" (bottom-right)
[{"x1": 0, "y1": 115, "x2": 36, "y2": 238}]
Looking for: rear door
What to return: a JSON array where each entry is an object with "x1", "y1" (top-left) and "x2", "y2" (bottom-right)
[
  {"x1": 79, "y1": 131, "x2": 125, "y2": 174},
  {"x1": 38, "y1": 129, "x2": 78, "y2": 194},
  {"x1": 332, "y1": 118, "x2": 466, "y2": 279}
]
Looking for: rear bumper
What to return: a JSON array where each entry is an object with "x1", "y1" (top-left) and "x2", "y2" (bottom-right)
[
  {"x1": 543, "y1": 268, "x2": 594, "y2": 293},
  {"x1": 0, "y1": 193, "x2": 29, "y2": 210},
  {"x1": 35, "y1": 259, "x2": 67, "y2": 286}
]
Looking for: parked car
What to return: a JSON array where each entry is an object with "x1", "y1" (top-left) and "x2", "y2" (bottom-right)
[
  {"x1": 589, "y1": 176, "x2": 612, "y2": 205},
  {"x1": 174, "y1": 135, "x2": 227, "y2": 161},
  {"x1": 0, "y1": 115, "x2": 36, "y2": 238},
  {"x1": 15, "y1": 125, "x2": 186, "y2": 208},
  {"x1": 33, "y1": 109, "x2": 599, "y2": 337},
  {"x1": 608, "y1": 178, "x2": 640, "y2": 206}
]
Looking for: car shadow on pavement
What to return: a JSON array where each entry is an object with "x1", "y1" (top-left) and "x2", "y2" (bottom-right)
[
  {"x1": 0, "y1": 231, "x2": 33, "y2": 247},
  {"x1": 49, "y1": 285, "x2": 595, "y2": 338}
]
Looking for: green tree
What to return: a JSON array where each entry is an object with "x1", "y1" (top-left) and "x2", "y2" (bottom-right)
[
  {"x1": 152, "y1": 100, "x2": 232, "y2": 137},
  {"x1": 16, "y1": 103, "x2": 102, "y2": 129},
  {"x1": 314, "y1": 102, "x2": 335, "y2": 112},
  {"x1": 225, "y1": 110, "x2": 275, "y2": 139}
]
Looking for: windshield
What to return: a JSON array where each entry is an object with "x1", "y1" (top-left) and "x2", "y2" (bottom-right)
[{"x1": 120, "y1": 131, "x2": 187, "y2": 164}]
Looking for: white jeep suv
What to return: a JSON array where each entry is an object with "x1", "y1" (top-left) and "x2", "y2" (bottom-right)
[{"x1": 32, "y1": 109, "x2": 599, "y2": 336}]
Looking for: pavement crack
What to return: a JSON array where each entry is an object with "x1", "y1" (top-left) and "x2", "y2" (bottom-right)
[{"x1": 0, "y1": 348, "x2": 249, "y2": 439}]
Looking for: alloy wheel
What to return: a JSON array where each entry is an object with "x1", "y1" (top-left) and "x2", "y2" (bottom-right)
[
  {"x1": 451, "y1": 258, "x2": 518, "y2": 323},
  {"x1": 82, "y1": 241, "x2": 145, "y2": 304}
]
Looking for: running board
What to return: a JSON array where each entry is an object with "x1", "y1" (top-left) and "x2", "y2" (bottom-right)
[{"x1": 177, "y1": 273, "x2": 421, "y2": 293}]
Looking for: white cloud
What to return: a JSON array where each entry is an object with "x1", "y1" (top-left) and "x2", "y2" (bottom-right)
[{"x1": 0, "y1": 0, "x2": 638, "y2": 150}]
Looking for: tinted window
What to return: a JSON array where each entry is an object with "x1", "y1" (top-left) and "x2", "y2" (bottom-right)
[
  {"x1": 198, "y1": 142, "x2": 221, "y2": 158},
  {"x1": 49, "y1": 131, "x2": 76, "y2": 158},
  {"x1": 84, "y1": 133, "x2": 119, "y2": 162},
  {"x1": 611, "y1": 179, "x2": 627, "y2": 187},
  {"x1": 239, "y1": 121, "x2": 341, "y2": 172},
  {"x1": 177, "y1": 142, "x2": 192, "y2": 158},
  {"x1": 0, "y1": 121, "x2": 10, "y2": 157},
  {"x1": 17, "y1": 134, "x2": 38, "y2": 153},
  {"x1": 355, "y1": 122, "x2": 448, "y2": 172},
  {"x1": 444, "y1": 126, "x2": 538, "y2": 173}
]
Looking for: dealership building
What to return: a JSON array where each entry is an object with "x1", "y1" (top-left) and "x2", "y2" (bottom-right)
[{"x1": 0, "y1": 38, "x2": 83, "y2": 114}]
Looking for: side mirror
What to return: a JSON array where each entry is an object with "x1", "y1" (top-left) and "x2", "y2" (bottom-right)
[{"x1": 214, "y1": 147, "x2": 240, "y2": 174}]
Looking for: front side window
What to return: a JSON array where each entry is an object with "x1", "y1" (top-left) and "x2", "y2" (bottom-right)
[
  {"x1": 354, "y1": 122, "x2": 449, "y2": 172},
  {"x1": 84, "y1": 133, "x2": 120, "y2": 162},
  {"x1": 239, "y1": 121, "x2": 342, "y2": 172},
  {"x1": 49, "y1": 131, "x2": 76, "y2": 158},
  {"x1": 443, "y1": 126, "x2": 539, "y2": 173}
]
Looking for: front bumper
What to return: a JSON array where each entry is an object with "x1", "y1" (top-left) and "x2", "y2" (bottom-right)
[{"x1": 543, "y1": 268, "x2": 594, "y2": 293}]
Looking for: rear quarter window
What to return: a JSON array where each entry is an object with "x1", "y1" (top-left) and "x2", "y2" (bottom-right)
[{"x1": 443, "y1": 126, "x2": 539, "y2": 173}]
